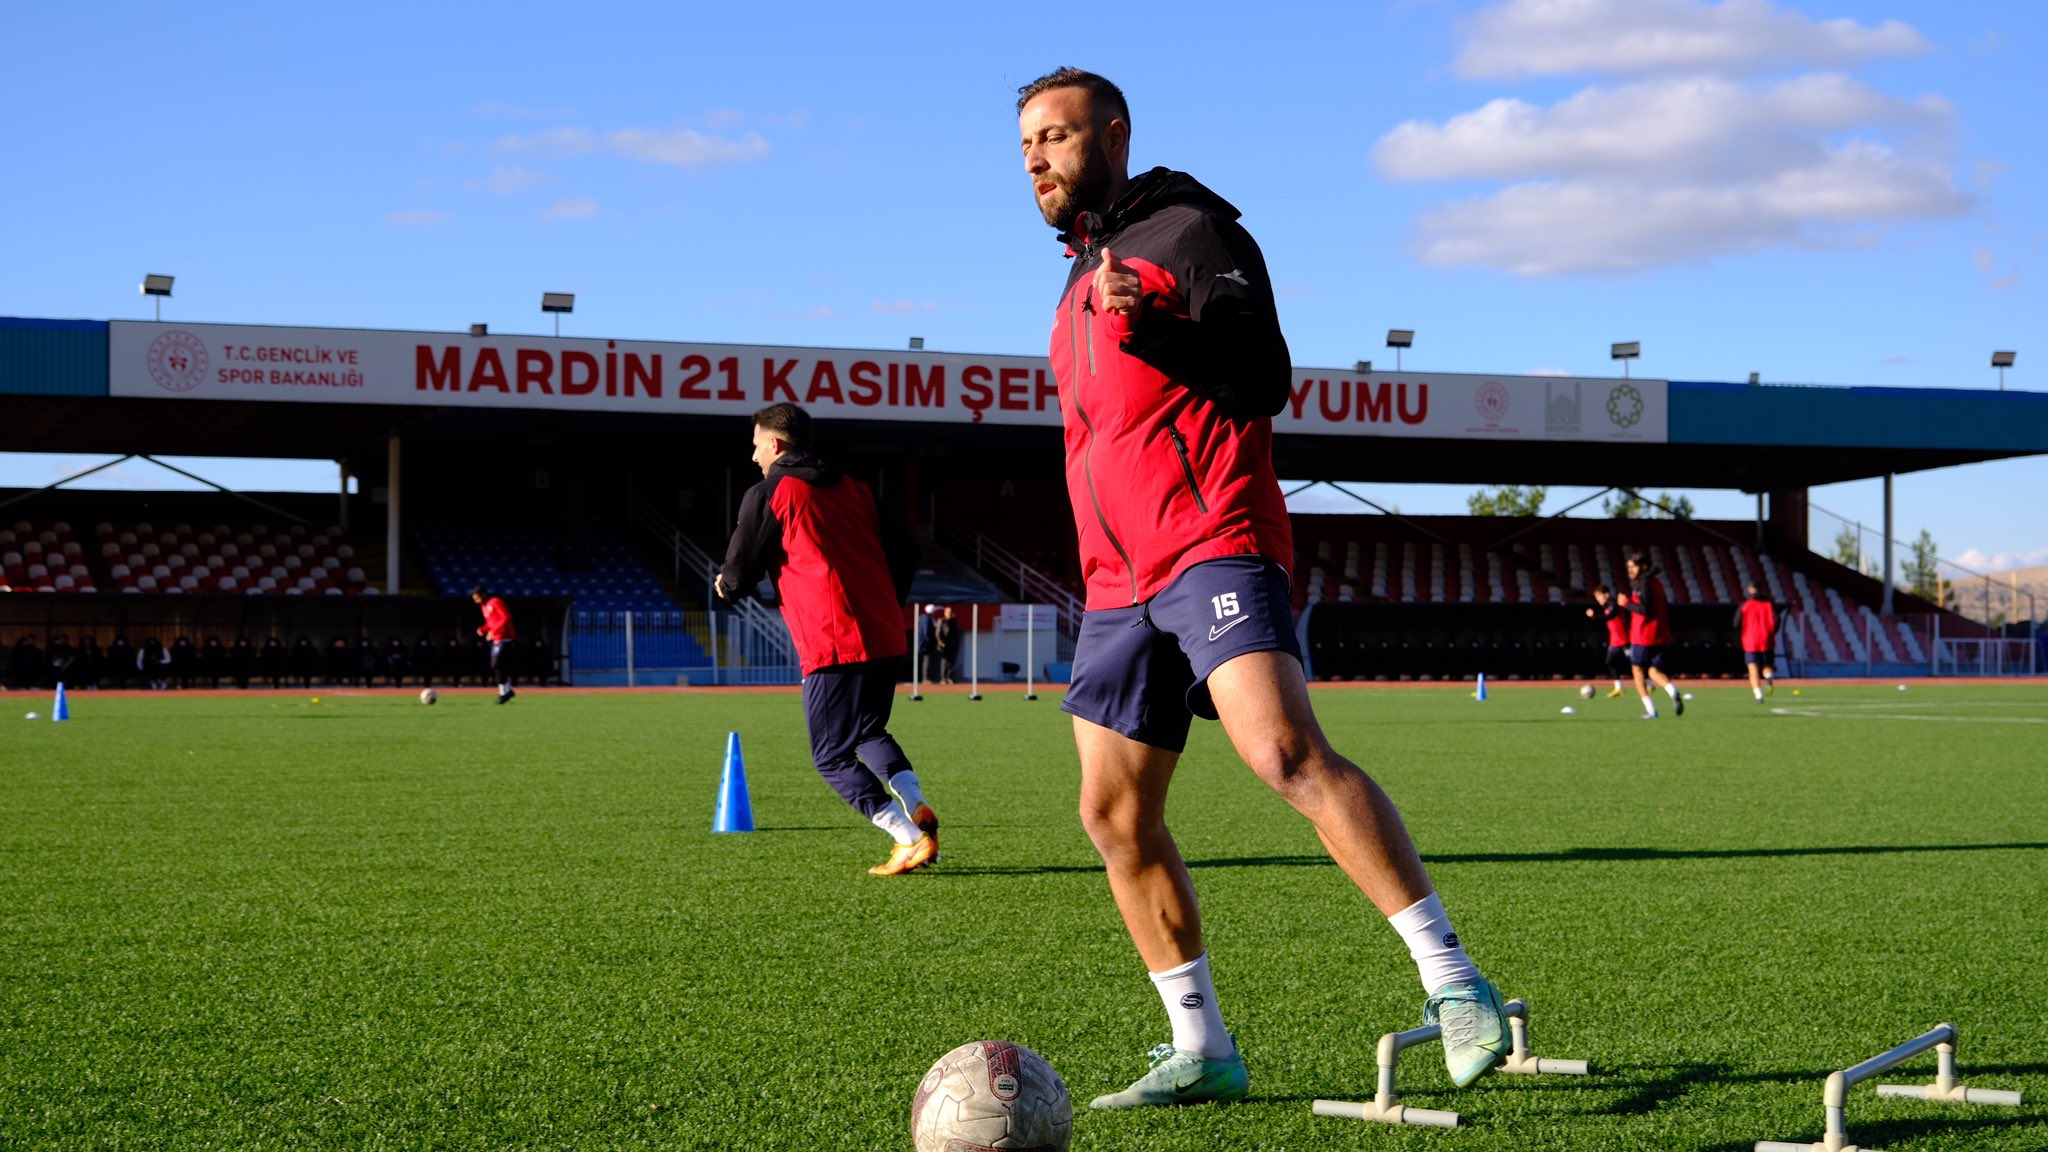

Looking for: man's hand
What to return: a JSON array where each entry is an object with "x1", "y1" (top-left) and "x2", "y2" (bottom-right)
[
  {"x1": 714, "y1": 572, "x2": 735, "y2": 600},
  {"x1": 1092, "y1": 246, "x2": 1141, "y2": 314}
]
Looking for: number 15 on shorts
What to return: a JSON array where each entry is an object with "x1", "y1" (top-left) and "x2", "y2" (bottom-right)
[{"x1": 1211, "y1": 592, "x2": 1240, "y2": 619}]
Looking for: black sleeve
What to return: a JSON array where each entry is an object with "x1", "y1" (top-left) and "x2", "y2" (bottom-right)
[
  {"x1": 1117, "y1": 213, "x2": 1292, "y2": 419},
  {"x1": 876, "y1": 490, "x2": 918, "y2": 604},
  {"x1": 718, "y1": 479, "x2": 782, "y2": 601}
]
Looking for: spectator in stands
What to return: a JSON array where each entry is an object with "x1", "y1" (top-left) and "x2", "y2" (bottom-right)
[
  {"x1": 386, "y1": 637, "x2": 411, "y2": 687},
  {"x1": 471, "y1": 587, "x2": 517, "y2": 703},
  {"x1": 169, "y1": 635, "x2": 197, "y2": 690},
  {"x1": 1622, "y1": 553, "x2": 1685, "y2": 718},
  {"x1": 413, "y1": 635, "x2": 438, "y2": 687},
  {"x1": 290, "y1": 636, "x2": 320, "y2": 688},
  {"x1": 75, "y1": 635, "x2": 104, "y2": 690},
  {"x1": 260, "y1": 636, "x2": 288, "y2": 689},
  {"x1": 138, "y1": 637, "x2": 171, "y2": 690},
  {"x1": 46, "y1": 634, "x2": 76, "y2": 688},
  {"x1": 1015, "y1": 68, "x2": 1509, "y2": 1108},
  {"x1": 106, "y1": 635, "x2": 135, "y2": 690},
  {"x1": 354, "y1": 636, "x2": 380, "y2": 688},
  {"x1": 324, "y1": 636, "x2": 354, "y2": 687},
  {"x1": 230, "y1": 635, "x2": 255, "y2": 690},
  {"x1": 1737, "y1": 582, "x2": 1778, "y2": 702},
  {"x1": 199, "y1": 635, "x2": 227, "y2": 689},
  {"x1": 918, "y1": 604, "x2": 942, "y2": 683},
  {"x1": 717, "y1": 401, "x2": 939, "y2": 877},
  {"x1": 10, "y1": 634, "x2": 47, "y2": 690},
  {"x1": 1585, "y1": 585, "x2": 1631, "y2": 698},
  {"x1": 936, "y1": 606, "x2": 961, "y2": 684}
]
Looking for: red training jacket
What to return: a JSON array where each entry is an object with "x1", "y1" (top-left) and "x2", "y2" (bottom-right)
[
  {"x1": 1624, "y1": 575, "x2": 1671, "y2": 647},
  {"x1": 476, "y1": 596, "x2": 515, "y2": 643},
  {"x1": 1739, "y1": 598, "x2": 1777, "y2": 652},
  {"x1": 1047, "y1": 168, "x2": 1294, "y2": 610},
  {"x1": 719, "y1": 451, "x2": 915, "y2": 676}
]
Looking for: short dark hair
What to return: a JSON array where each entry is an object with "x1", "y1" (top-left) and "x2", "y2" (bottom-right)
[
  {"x1": 1016, "y1": 66, "x2": 1130, "y2": 130},
  {"x1": 1592, "y1": 583, "x2": 1611, "y2": 596},
  {"x1": 1626, "y1": 552, "x2": 1649, "y2": 569},
  {"x1": 470, "y1": 586, "x2": 488, "y2": 599},
  {"x1": 753, "y1": 402, "x2": 812, "y2": 451}
]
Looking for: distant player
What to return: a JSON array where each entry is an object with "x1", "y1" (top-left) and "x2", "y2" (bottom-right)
[
  {"x1": 1620, "y1": 553, "x2": 1683, "y2": 718},
  {"x1": 471, "y1": 586, "x2": 516, "y2": 703},
  {"x1": 717, "y1": 402, "x2": 941, "y2": 877},
  {"x1": 1585, "y1": 584, "x2": 1630, "y2": 698},
  {"x1": 1737, "y1": 582, "x2": 1777, "y2": 701},
  {"x1": 1018, "y1": 66, "x2": 1510, "y2": 1110}
]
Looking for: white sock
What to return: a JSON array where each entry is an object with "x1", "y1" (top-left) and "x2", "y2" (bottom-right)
[
  {"x1": 1663, "y1": 682, "x2": 1680, "y2": 700},
  {"x1": 1753, "y1": 686, "x2": 1764, "y2": 701},
  {"x1": 870, "y1": 802, "x2": 920, "y2": 845},
  {"x1": 1640, "y1": 693, "x2": 1658, "y2": 716},
  {"x1": 1388, "y1": 892, "x2": 1481, "y2": 995},
  {"x1": 886, "y1": 769, "x2": 927, "y2": 812},
  {"x1": 1612, "y1": 679, "x2": 1624, "y2": 691},
  {"x1": 1149, "y1": 953, "x2": 1234, "y2": 1059}
]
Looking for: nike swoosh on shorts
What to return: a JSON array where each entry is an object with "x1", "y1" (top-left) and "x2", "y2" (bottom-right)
[{"x1": 1208, "y1": 616, "x2": 1251, "y2": 642}]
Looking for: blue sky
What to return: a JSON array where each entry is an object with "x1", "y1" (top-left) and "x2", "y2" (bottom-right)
[{"x1": 2, "y1": 1, "x2": 2042, "y2": 576}]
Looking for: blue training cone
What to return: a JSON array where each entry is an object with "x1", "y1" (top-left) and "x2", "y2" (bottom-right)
[
  {"x1": 1475, "y1": 672, "x2": 1488, "y2": 702},
  {"x1": 713, "y1": 731, "x2": 754, "y2": 833},
  {"x1": 52, "y1": 682, "x2": 70, "y2": 722}
]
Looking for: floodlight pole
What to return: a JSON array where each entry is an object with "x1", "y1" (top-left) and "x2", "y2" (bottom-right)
[{"x1": 1882, "y1": 473, "x2": 1895, "y2": 615}]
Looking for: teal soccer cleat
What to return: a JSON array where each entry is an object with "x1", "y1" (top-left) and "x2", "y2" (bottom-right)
[
  {"x1": 1089, "y1": 1041, "x2": 1249, "y2": 1109},
  {"x1": 1425, "y1": 977, "x2": 1511, "y2": 1088}
]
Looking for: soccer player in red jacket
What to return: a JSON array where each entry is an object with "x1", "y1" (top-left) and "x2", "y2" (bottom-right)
[
  {"x1": 1586, "y1": 584, "x2": 1632, "y2": 698},
  {"x1": 471, "y1": 586, "x2": 517, "y2": 704},
  {"x1": 1020, "y1": 67, "x2": 1509, "y2": 1109},
  {"x1": 1737, "y1": 582, "x2": 1777, "y2": 701},
  {"x1": 1620, "y1": 553, "x2": 1685, "y2": 718},
  {"x1": 716, "y1": 402, "x2": 940, "y2": 877}
]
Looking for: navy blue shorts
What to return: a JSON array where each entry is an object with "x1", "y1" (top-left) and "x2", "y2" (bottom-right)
[
  {"x1": 1743, "y1": 649, "x2": 1772, "y2": 666},
  {"x1": 1062, "y1": 557, "x2": 1300, "y2": 752},
  {"x1": 1629, "y1": 644, "x2": 1666, "y2": 670}
]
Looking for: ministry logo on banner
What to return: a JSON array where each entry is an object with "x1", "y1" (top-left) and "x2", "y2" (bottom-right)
[
  {"x1": 1545, "y1": 381, "x2": 1581, "y2": 434},
  {"x1": 146, "y1": 330, "x2": 209, "y2": 392}
]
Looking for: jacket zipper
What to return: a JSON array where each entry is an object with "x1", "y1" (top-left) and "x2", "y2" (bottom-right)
[
  {"x1": 1070, "y1": 282, "x2": 1138, "y2": 604},
  {"x1": 1167, "y1": 426, "x2": 1208, "y2": 513}
]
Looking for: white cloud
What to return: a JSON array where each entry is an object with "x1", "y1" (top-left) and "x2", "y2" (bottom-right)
[
  {"x1": 543, "y1": 197, "x2": 600, "y2": 219},
  {"x1": 1379, "y1": 8, "x2": 1969, "y2": 276},
  {"x1": 870, "y1": 299, "x2": 940, "y2": 315},
  {"x1": 492, "y1": 127, "x2": 600, "y2": 157},
  {"x1": 1954, "y1": 547, "x2": 2048, "y2": 573},
  {"x1": 1457, "y1": 0, "x2": 1929, "y2": 80},
  {"x1": 605, "y1": 128, "x2": 769, "y2": 166},
  {"x1": 470, "y1": 165, "x2": 555, "y2": 195}
]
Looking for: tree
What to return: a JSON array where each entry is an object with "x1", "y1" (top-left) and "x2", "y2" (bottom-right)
[
  {"x1": 1831, "y1": 523, "x2": 1861, "y2": 569},
  {"x1": 1900, "y1": 528, "x2": 1953, "y2": 606},
  {"x1": 1603, "y1": 489, "x2": 1694, "y2": 520},
  {"x1": 1467, "y1": 485, "x2": 1546, "y2": 517}
]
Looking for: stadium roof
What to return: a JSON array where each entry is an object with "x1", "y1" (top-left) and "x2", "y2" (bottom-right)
[{"x1": 4, "y1": 316, "x2": 2044, "y2": 492}]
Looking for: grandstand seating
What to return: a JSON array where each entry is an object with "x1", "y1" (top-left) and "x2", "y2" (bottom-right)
[{"x1": 1, "y1": 519, "x2": 370, "y2": 596}]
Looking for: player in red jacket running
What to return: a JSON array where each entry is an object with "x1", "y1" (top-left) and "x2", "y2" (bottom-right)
[
  {"x1": 1020, "y1": 66, "x2": 1509, "y2": 1110},
  {"x1": 717, "y1": 403, "x2": 939, "y2": 877},
  {"x1": 471, "y1": 586, "x2": 517, "y2": 704},
  {"x1": 1586, "y1": 584, "x2": 1631, "y2": 697},
  {"x1": 1736, "y1": 583, "x2": 1778, "y2": 701},
  {"x1": 1620, "y1": 553, "x2": 1685, "y2": 718}
]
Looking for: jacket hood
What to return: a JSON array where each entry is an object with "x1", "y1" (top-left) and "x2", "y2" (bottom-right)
[
  {"x1": 1059, "y1": 167, "x2": 1241, "y2": 253},
  {"x1": 770, "y1": 450, "x2": 844, "y2": 487}
]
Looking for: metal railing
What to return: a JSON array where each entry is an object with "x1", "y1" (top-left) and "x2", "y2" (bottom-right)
[
  {"x1": 933, "y1": 520, "x2": 1081, "y2": 664},
  {"x1": 626, "y1": 500, "x2": 800, "y2": 682}
]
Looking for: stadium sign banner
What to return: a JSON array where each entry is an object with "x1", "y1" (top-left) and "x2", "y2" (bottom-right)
[{"x1": 107, "y1": 322, "x2": 1666, "y2": 443}]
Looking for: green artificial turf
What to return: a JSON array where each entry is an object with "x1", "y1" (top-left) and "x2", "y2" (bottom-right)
[{"x1": 2, "y1": 682, "x2": 2044, "y2": 1150}]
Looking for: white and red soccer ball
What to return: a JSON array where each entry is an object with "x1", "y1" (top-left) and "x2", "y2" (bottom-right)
[{"x1": 913, "y1": 1040, "x2": 1071, "y2": 1152}]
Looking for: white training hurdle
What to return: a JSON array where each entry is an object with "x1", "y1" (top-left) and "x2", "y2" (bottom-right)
[
  {"x1": 1754, "y1": 1023, "x2": 2023, "y2": 1152},
  {"x1": 1312, "y1": 997, "x2": 1589, "y2": 1128}
]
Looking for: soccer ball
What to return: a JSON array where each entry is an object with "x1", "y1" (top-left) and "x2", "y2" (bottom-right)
[
  {"x1": 1579, "y1": 684, "x2": 1596, "y2": 699},
  {"x1": 419, "y1": 688, "x2": 437, "y2": 705},
  {"x1": 913, "y1": 1040, "x2": 1071, "y2": 1152}
]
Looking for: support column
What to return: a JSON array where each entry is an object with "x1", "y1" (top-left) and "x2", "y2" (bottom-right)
[
  {"x1": 1755, "y1": 493, "x2": 1766, "y2": 555},
  {"x1": 386, "y1": 435, "x2": 402, "y2": 595},
  {"x1": 1881, "y1": 473, "x2": 1895, "y2": 615},
  {"x1": 338, "y1": 463, "x2": 350, "y2": 535}
]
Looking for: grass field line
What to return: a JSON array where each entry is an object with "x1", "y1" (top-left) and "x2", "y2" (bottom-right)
[{"x1": 1770, "y1": 699, "x2": 2048, "y2": 723}]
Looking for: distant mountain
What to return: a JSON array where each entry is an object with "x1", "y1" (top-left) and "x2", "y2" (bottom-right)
[{"x1": 1947, "y1": 565, "x2": 2048, "y2": 626}]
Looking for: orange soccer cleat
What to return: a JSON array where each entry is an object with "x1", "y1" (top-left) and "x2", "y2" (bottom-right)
[
  {"x1": 869, "y1": 833, "x2": 939, "y2": 876},
  {"x1": 910, "y1": 803, "x2": 940, "y2": 858}
]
